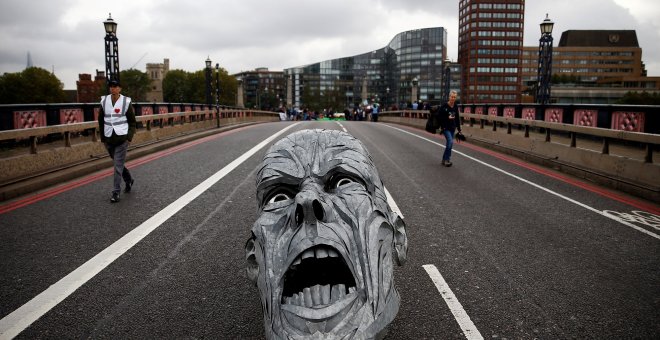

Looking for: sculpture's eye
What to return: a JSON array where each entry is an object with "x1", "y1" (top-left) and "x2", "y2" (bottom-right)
[
  {"x1": 335, "y1": 177, "x2": 354, "y2": 188},
  {"x1": 327, "y1": 173, "x2": 365, "y2": 191},
  {"x1": 267, "y1": 191, "x2": 292, "y2": 204}
]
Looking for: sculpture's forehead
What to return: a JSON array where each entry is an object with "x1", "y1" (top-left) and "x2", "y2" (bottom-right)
[{"x1": 257, "y1": 130, "x2": 374, "y2": 184}]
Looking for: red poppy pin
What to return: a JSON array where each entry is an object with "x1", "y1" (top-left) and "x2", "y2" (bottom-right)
[{"x1": 114, "y1": 108, "x2": 120, "y2": 113}]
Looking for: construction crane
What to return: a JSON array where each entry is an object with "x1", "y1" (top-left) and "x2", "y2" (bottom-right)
[{"x1": 129, "y1": 52, "x2": 148, "y2": 69}]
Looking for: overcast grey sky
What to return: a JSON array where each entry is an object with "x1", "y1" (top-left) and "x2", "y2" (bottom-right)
[{"x1": 1, "y1": 0, "x2": 658, "y2": 89}]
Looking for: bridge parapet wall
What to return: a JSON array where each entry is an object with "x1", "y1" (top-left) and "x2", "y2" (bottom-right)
[
  {"x1": 0, "y1": 107, "x2": 280, "y2": 192},
  {"x1": 380, "y1": 110, "x2": 660, "y2": 202},
  {"x1": 459, "y1": 103, "x2": 658, "y2": 134}
]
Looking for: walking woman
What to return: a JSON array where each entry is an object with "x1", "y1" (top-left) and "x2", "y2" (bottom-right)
[{"x1": 437, "y1": 90, "x2": 462, "y2": 167}]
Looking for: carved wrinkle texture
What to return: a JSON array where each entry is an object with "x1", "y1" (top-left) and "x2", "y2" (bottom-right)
[{"x1": 245, "y1": 129, "x2": 408, "y2": 339}]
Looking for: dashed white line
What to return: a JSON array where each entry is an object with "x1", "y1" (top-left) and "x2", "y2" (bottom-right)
[
  {"x1": 0, "y1": 123, "x2": 300, "y2": 340},
  {"x1": 423, "y1": 264, "x2": 484, "y2": 340}
]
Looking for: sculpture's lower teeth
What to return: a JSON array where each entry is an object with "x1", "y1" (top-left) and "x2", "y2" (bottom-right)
[{"x1": 284, "y1": 284, "x2": 356, "y2": 307}]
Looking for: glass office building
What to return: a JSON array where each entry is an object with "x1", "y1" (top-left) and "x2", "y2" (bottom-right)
[{"x1": 284, "y1": 27, "x2": 448, "y2": 110}]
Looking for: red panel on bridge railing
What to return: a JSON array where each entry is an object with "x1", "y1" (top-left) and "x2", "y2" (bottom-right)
[
  {"x1": 171, "y1": 106, "x2": 182, "y2": 123},
  {"x1": 573, "y1": 109, "x2": 597, "y2": 127},
  {"x1": 488, "y1": 107, "x2": 498, "y2": 116},
  {"x1": 184, "y1": 106, "x2": 192, "y2": 112},
  {"x1": 611, "y1": 111, "x2": 645, "y2": 132},
  {"x1": 504, "y1": 107, "x2": 515, "y2": 118},
  {"x1": 544, "y1": 108, "x2": 563, "y2": 123},
  {"x1": 463, "y1": 107, "x2": 472, "y2": 114},
  {"x1": 141, "y1": 106, "x2": 154, "y2": 115},
  {"x1": 158, "y1": 106, "x2": 169, "y2": 114},
  {"x1": 475, "y1": 107, "x2": 484, "y2": 115},
  {"x1": 59, "y1": 108, "x2": 83, "y2": 124},
  {"x1": 522, "y1": 107, "x2": 536, "y2": 120},
  {"x1": 13, "y1": 110, "x2": 47, "y2": 129}
]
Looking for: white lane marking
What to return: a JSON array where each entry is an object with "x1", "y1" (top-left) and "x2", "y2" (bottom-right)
[
  {"x1": 384, "y1": 187, "x2": 403, "y2": 218},
  {"x1": 337, "y1": 122, "x2": 401, "y2": 218},
  {"x1": 423, "y1": 264, "x2": 484, "y2": 340},
  {"x1": 0, "y1": 123, "x2": 300, "y2": 340},
  {"x1": 602, "y1": 210, "x2": 660, "y2": 230},
  {"x1": 384, "y1": 124, "x2": 660, "y2": 240}
]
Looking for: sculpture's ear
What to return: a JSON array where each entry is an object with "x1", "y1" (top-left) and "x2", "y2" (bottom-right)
[
  {"x1": 392, "y1": 214, "x2": 408, "y2": 266},
  {"x1": 245, "y1": 234, "x2": 259, "y2": 283}
]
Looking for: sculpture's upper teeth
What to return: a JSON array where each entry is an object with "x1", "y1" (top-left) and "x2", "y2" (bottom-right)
[
  {"x1": 290, "y1": 245, "x2": 339, "y2": 268},
  {"x1": 301, "y1": 249, "x2": 315, "y2": 260},
  {"x1": 315, "y1": 247, "x2": 328, "y2": 258}
]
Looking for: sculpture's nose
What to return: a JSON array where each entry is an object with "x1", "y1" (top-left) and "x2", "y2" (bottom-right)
[{"x1": 294, "y1": 187, "x2": 325, "y2": 226}]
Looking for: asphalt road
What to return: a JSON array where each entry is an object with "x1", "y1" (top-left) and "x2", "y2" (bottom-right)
[{"x1": 1, "y1": 121, "x2": 658, "y2": 339}]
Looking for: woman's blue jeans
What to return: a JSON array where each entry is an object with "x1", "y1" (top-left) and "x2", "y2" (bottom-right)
[{"x1": 441, "y1": 128, "x2": 455, "y2": 161}]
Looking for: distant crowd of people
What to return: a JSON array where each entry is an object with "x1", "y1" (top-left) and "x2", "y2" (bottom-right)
[{"x1": 274, "y1": 100, "x2": 435, "y2": 122}]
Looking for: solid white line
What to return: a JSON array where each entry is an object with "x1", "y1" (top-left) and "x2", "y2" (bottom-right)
[
  {"x1": 336, "y1": 121, "x2": 348, "y2": 132},
  {"x1": 384, "y1": 187, "x2": 403, "y2": 218},
  {"x1": 337, "y1": 122, "x2": 402, "y2": 218},
  {"x1": 423, "y1": 264, "x2": 484, "y2": 340},
  {"x1": 384, "y1": 125, "x2": 660, "y2": 240},
  {"x1": 0, "y1": 123, "x2": 300, "y2": 340}
]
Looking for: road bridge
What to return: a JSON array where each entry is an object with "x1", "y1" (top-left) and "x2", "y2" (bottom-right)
[{"x1": 1, "y1": 120, "x2": 659, "y2": 339}]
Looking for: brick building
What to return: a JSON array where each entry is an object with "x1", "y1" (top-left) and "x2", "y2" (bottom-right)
[
  {"x1": 521, "y1": 30, "x2": 660, "y2": 103},
  {"x1": 458, "y1": 0, "x2": 525, "y2": 104},
  {"x1": 76, "y1": 70, "x2": 105, "y2": 103}
]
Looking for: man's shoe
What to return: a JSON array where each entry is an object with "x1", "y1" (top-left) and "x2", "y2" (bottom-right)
[
  {"x1": 442, "y1": 160, "x2": 453, "y2": 167},
  {"x1": 124, "y1": 179, "x2": 134, "y2": 193},
  {"x1": 111, "y1": 192, "x2": 120, "y2": 203}
]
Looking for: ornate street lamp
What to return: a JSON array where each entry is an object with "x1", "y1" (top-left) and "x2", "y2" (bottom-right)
[
  {"x1": 386, "y1": 87, "x2": 390, "y2": 110},
  {"x1": 215, "y1": 63, "x2": 221, "y2": 127},
  {"x1": 205, "y1": 57, "x2": 212, "y2": 106},
  {"x1": 411, "y1": 77, "x2": 419, "y2": 105},
  {"x1": 237, "y1": 77, "x2": 244, "y2": 108},
  {"x1": 536, "y1": 14, "x2": 554, "y2": 104},
  {"x1": 103, "y1": 13, "x2": 120, "y2": 87},
  {"x1": 442, "y1": 59, "x2": 451, "y2": 103},
  {"x1": 263, "y1": 86, "x2": 268, "y2": 110}
]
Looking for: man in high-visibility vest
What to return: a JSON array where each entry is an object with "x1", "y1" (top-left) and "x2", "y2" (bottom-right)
[{"x1": 98, "y1": 80, "x2": 136, "y2": 203}]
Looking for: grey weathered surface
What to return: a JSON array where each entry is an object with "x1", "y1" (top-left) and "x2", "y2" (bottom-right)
[{"x1": 246, "y1": 129, "x2": 408, "y2": 339}]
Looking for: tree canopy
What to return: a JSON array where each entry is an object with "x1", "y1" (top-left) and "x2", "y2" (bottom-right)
[
  {"x1": 0, "y1": 67, "x2": 67, "y2": 104},
  {"x1": 0, "y1": 65, "x2": 240, "y2": 106},
  {"x1": 616, "y1": 91, "x2": 660, "y2": 105},
  {"x1": 163, "y1": 67, "x2": 237, "y2": 106},
  {"x1": 118, "y1": 69, "x2": 151, "y2": 101}
]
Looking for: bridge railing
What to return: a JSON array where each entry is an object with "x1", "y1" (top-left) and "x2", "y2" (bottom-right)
[
  {"x1": 380, "y1": 109, "x2": 660, "y2": 201},
  {"x1": 0, "y1": 107, "x2": 279, "y2": 154},
  {"x1": 0, "y1": 106, "x2": 280, "y2": 192},
  {"x1": 458, "y1": 103, "x2": 659, "y2": 134},
  {"x1": 461, "y1": 112, "x2": 660, "y2": 163},
  {"x1": 379, "y1": 110, "x2": 660, "y2": 163}
]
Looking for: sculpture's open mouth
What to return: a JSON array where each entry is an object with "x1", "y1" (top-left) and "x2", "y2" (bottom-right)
[{"x1": 281, "y1": 244, "x2": 357, "y2": 311}]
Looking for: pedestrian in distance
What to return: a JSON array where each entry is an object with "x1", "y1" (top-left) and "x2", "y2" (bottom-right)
[
  {"x1": 98, "y1": 80, "x2": 136, "y2": 202},
  {"x1": 436, "y1": 90, "x2": 462, "y2": 167}
]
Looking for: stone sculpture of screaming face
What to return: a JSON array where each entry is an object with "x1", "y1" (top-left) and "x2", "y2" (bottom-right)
[{"x1": 246, "y1": 129, "x2": 408, "y2": 339}]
